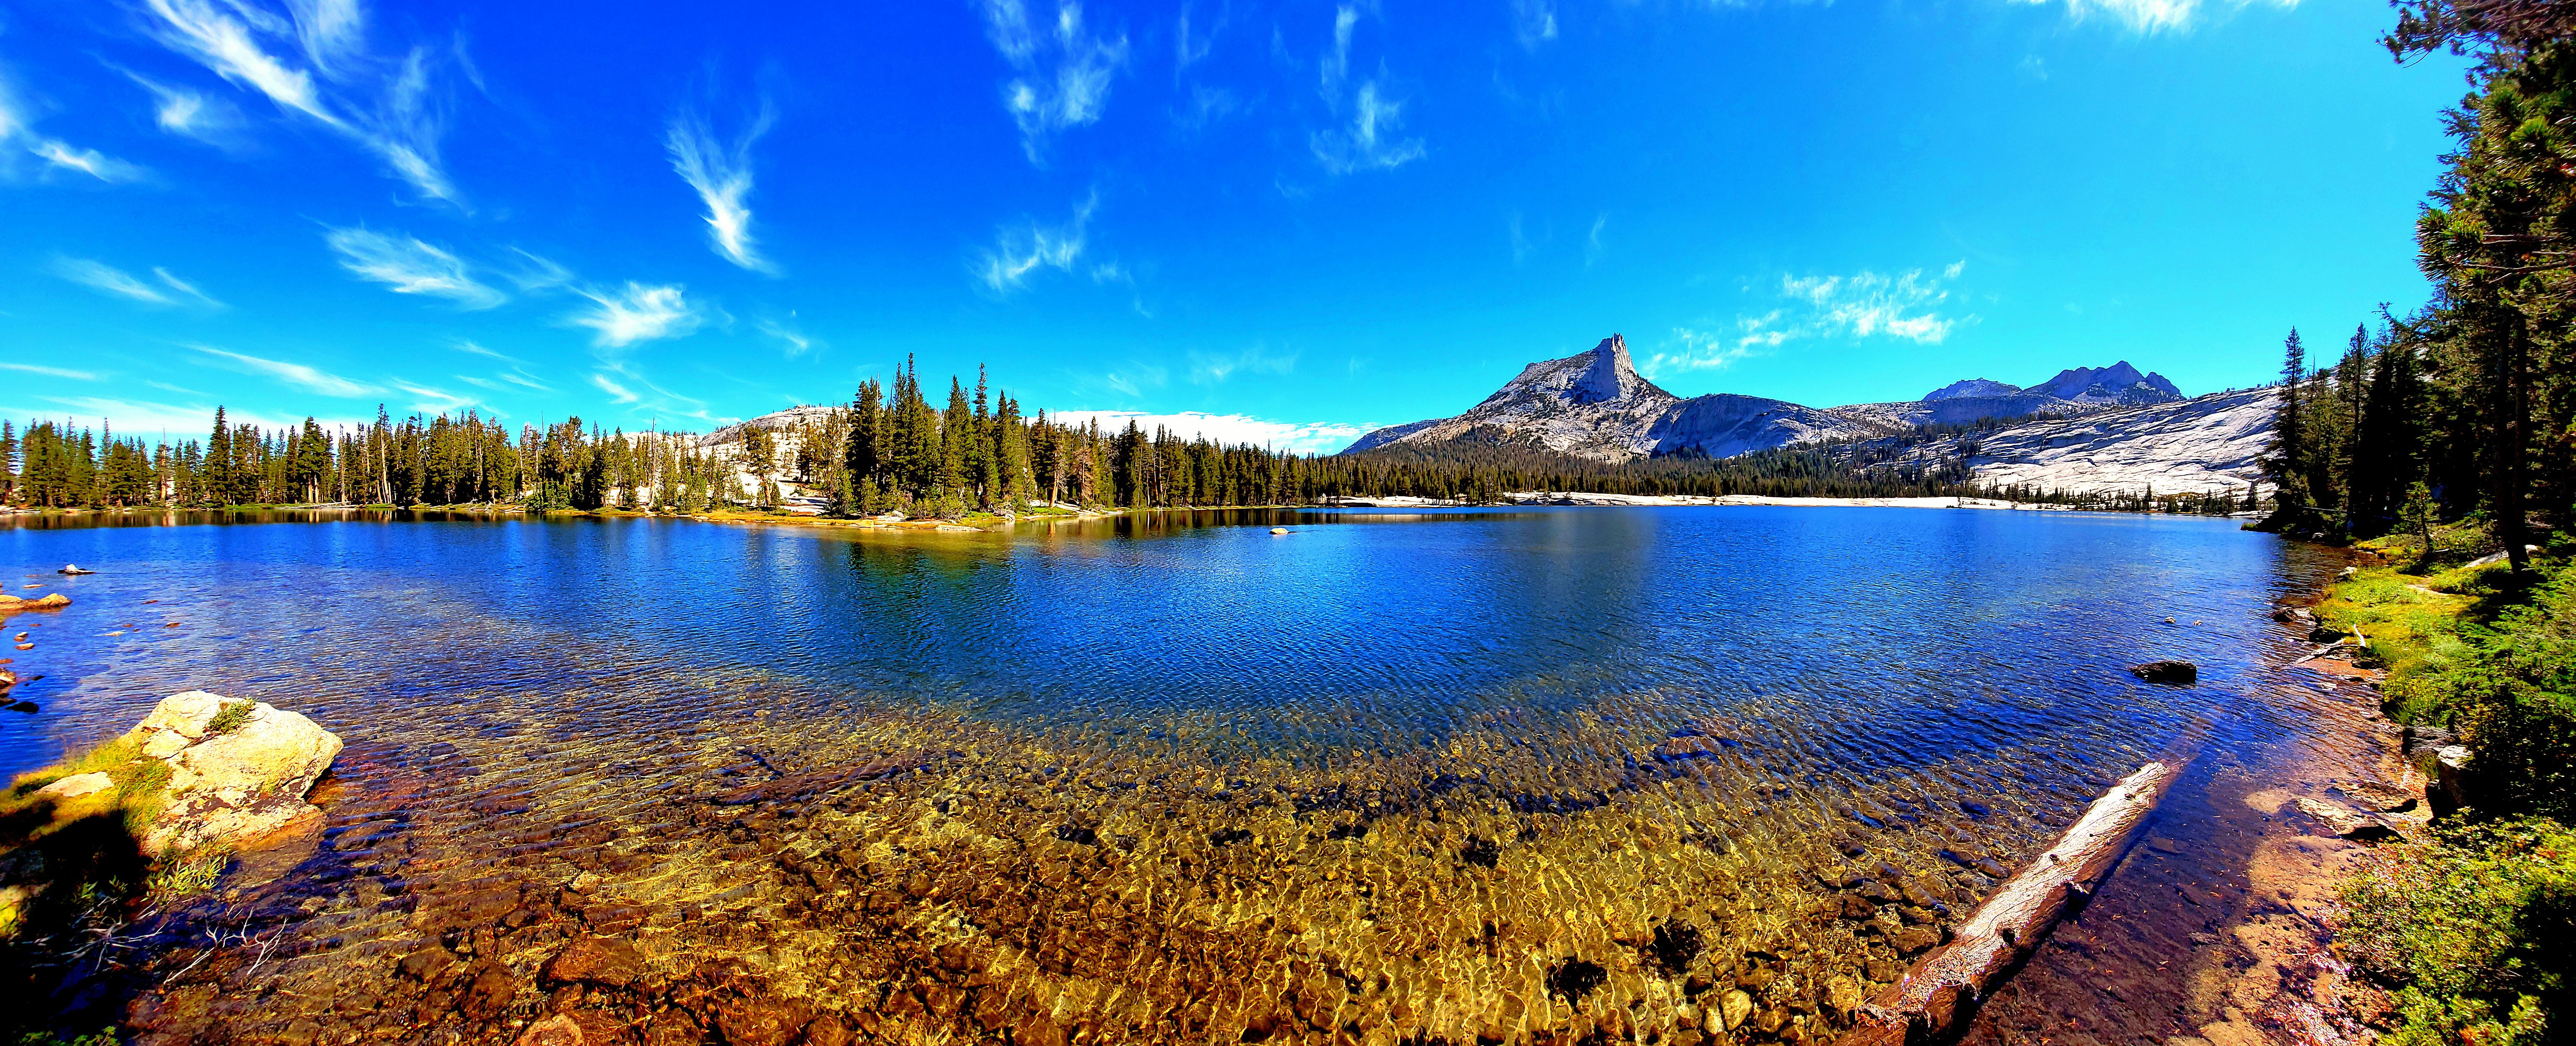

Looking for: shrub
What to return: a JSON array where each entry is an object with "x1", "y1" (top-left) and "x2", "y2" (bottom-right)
[
  {"x1": 2446, "y1": 565, "x2": 2576, "y2": 820},
  {"x1": 205, "y1": 700, "x2": 254, "y2": 736},
  {"x1": 2339, "y1": 818, "x2": 2576, "y2": 1046}
]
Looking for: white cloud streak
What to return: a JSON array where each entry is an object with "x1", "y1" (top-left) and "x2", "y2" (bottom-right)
[
  {"x1": 568, "y1": 283, "x2": 704, "y2": 348},
  {"x1": 1311, "y1": 80, "x2": 1423, "y2": 174},
  {"x1": 189, "y1": 344, "x2": 378, "y2": 396},
  {"x1": 1640, "y1": 317, "x2": 1786, "y2": 377},
  {"x1": 50, "y1": 258, "x2": 224, "y2": 308},
  {"x1": 976, "y1": 195, "x2": 1096, "y2": 293},
  {"x1": 1639, "y1": 263, "x2": 1973, "y2": 380},
  {"x1": 53, "y1": 258, "x2": 173, "y2": 305},
  {"x1": 1187, "y1": 345, "x2": 1297, "y2": 384},
  {"x1": 1307, "y1": 6, "x2": 1422, "y2": 177},
  {"x1": 981, "y1": 0, "x2": 1129, "y2": 163},
  {"x1": 590, "y1": 373, "x2": 640, "y2": 404},
  {"x1": 135, "y1": 0, "x2": 461, "y2": 202},
  {"x1": 1512, "y1": 0, "x2": 1559, "y2": 49},
  {"x1": 0, "y1": 71, "x2": 147, "y2": 182},
  {"x1": 667, "y1": 104, "x2": 779, "y2": 273},
  {"x1": 122, "y1": 69, "x2": 249, "y2": 147},
  {"x1": 324, "y1": 226, "x2": 505, "y2": 308},
  {"x1": 2011, "y1": 0, "x2": 2295, "y2": 33},
  {"x1": 757, "y1": 319, "x2": 815, "y2": 357},
  {"x1": 1320, "y1": 5, "x2": 1357, "y2": 98},
  {"x1": 1782, "y1": 264, "x2": 1966, "y2": 344},
  {"x1": 0, "y1": 362, "x2": 102, "y2": 381}
]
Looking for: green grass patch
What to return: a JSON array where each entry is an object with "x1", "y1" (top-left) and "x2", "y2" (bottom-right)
[
  {"x1": 204, "y1": 701, "x2": 253, "y2": 736},
  {"x1": 2340, "y1": 817, "x2": 2576, "y2": 1046}
]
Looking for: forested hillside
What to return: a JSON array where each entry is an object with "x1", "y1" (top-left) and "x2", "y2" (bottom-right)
[{"x1": 2, "y1": 356, "x2": 2042, "y2": 516}]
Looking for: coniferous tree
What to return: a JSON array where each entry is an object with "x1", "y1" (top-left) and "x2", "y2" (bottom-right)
[{"x1": 2263, "y1": 328, "x2": 2314, "y2": 529}]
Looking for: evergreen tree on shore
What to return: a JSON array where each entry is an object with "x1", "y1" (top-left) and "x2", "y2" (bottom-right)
[{"x1": 2264, "y1": 328, "x2": 2316, "y2": 530}]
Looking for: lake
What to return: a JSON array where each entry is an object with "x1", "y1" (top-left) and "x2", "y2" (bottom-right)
[{"x1": 0, "y1": 507, "x2": 2341, "y2": 1045}]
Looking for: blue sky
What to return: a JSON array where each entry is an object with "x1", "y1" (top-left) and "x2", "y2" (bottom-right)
[{"x1": 0, "y1": 0, "x2": 2469, "y2": 452}]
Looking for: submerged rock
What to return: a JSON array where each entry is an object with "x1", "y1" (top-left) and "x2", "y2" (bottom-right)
[
  {"x1": 2128, "y1": 660, "x2": 2198, "y2": 685},
  {"x1": 543, "y1": 936, "x2": 646, "y2": 987},
  {"x1": 2292, "y1": 797, "x2": 2400, "y2": 842},
  {"x1": 513, "y1": 1015, "x2": 582, "y2": 1046},
  {"x1": 120, "y1": 690, "x2": 344, "y2": 855},
  {"x1": 2334, "y1": 780, "x2": 2418, "y2": 814}
]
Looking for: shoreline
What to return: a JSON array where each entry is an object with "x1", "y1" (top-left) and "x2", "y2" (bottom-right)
[
  {"x1": 0, "y1": 493, "x2": 2258, "y2": 531},
  {"x1": 1961, "y1": 542, "x2": 2429, "y2": 1046}
]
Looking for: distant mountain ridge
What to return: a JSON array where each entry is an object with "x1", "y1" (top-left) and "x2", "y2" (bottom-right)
[
  {"x1": 1341, "y1": 334, "x2": 2191, "y2": 463},
  {"x1": 1341, "y1": 335, "x2": 1871, "y2": 461}
]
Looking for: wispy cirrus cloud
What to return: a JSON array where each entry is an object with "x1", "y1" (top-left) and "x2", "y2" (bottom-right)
[
  {"x1": 391, "y1": 379, "x2": 481, "y2": 415},
  {"x1": 0, "y1": 395, "x2": 330, "y2": 436},
  {"x1": 50, "y1": 257, "x2": 224, "y2": 308},
  {"x1": 568, "y1": 283, "x2": 704, "y2": 348},
  {"x1": 1068, "y1": 363, "x2": 1169, "y2": 400},
  {"x1": 1511, "y1": 0, "x2": 1559, "y2": 49},
  {"x1": 0, "y1": 362, "x2": 102, "y2": 381},
  {"x1": 980, "y1": 0, "x2": 1129, "y2": 163},
  {"x1": 323, "y1": 226, "x2": 505, "y2": 308},
  {"x1": 1784, "y1": 260, "x2": 1968, "y2": 343},
  {"x1": 0, "y1": 70, "x2": 148, "y2": 183},
  {"x1": 1640, "y1": 262, "x2": 1972, "y2": 379},
  {"x1": 589, "y1": 373, "x2": 639, "y2": 404},
  {"x1": 133, "y1": 0, "x2": 463, "y2": 203},
  {"x1": 2009, "y1": 0, "x2": 2293, "y2": 33},
  {"x1": 975, "y1": 195, "x2": 1097, "y2": 293},
  {"x1": 118, "y1": 68, "x2": 250, "y2": 148},
  {"x1": 1307, "y1": 7, "x2": 1421, "y2": 176},
  {"x1": 756, "y1": 318, "x2": 816, "y2": 357},
  {"x1": 189, "y1": 344, "x2": 378, "y2": 396},
  {"x1": 1187, "y1": 344, "x2": 1296, "y2": 384},
  {"x1": 586, "y1": 361, "x2": 711, "y2": 421},
  {"x1": 1641, "y1": 316, "x2": 1787, "y2": 377},
  {"x1": 667, "y1": 102, "x2": 779, "y2": 273},
  {"x1": 457, "y1": 367, "x2": 548, "y2": 393},
  {"x1": 1311, "y1": 81, "x2": 1423, "y2": 174}
]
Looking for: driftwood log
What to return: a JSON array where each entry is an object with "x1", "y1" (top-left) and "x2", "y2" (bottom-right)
[{"x1": 1836, "y1": 759, "x2": 2183, "y2": 1046}]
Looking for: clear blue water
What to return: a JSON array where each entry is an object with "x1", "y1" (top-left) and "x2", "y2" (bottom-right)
[
  {"x1": 3, "y1": 507, "x2": 2317, "y2": 775},
  {"x1": 0, "y1": 507, "x2": 2338, "y2": 1044}
]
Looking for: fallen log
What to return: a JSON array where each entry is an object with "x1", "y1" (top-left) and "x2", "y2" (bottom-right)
[{"x1": 1836, "y1": 759, "x2": 2184, "y2": 1046}]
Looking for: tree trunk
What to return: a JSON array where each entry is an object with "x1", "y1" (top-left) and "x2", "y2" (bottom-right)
[{"x1": 1836, "y1": 760, "x2": 2183, "y2": 1046}]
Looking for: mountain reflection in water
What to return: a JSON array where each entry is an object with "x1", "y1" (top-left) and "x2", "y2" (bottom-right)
[{"x1": 0, "y1": 507, "x2": 2338, "y2": 1045}]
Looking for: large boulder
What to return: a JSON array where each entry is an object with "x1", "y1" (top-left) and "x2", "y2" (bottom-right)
[
  {"x1": 0, "y1": 592, "x2": 71, "y2": 613},
  {"x1": 121, "y1": 691, "x2": 342, "y2": 855}
]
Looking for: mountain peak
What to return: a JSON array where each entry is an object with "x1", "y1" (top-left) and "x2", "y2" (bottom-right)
[
  {"x1": 2027, "y1": 361, "x2": 2183, "y2": 405},
  {"x1": 1569, "y1": 334, "x2": 1643, "y2": 404},
  {"x1": 1924, "y1": 378, "x2": 2022, "y2": 401}
]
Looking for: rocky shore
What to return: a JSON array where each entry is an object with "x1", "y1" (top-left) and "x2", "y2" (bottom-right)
[{"x1": 1955, "y1": 554, "x2": 2435, "y2": 1046}]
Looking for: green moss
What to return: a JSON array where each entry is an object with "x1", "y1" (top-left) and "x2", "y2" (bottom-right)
[{"x1": 12, "y1": 1027, "x2": 121, "y2": 1046}]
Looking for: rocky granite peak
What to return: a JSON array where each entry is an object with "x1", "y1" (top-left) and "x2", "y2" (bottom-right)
[
  {"x1": 1924, "y1": 378, "x2": 2022, "y2": 401},
  {"x1": 1341, "y1": 337, "x2": 2248, "y2": 493},
  {"x1": 2024, "y1": 362, "x2": 2183, "y2": 405},
  {"x1": 1345, "y1": 334, "x2": 1871, "y2": 461}
]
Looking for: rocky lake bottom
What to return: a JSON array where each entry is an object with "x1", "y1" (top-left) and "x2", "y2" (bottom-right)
[{"x1": 0, "y1": 508, "x2": 2356, "y2": 1045}]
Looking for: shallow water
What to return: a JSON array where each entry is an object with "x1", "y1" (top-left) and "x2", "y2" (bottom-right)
[{"x1": 0, "y1": 507, "x2": 2341, "y2": 1045}]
